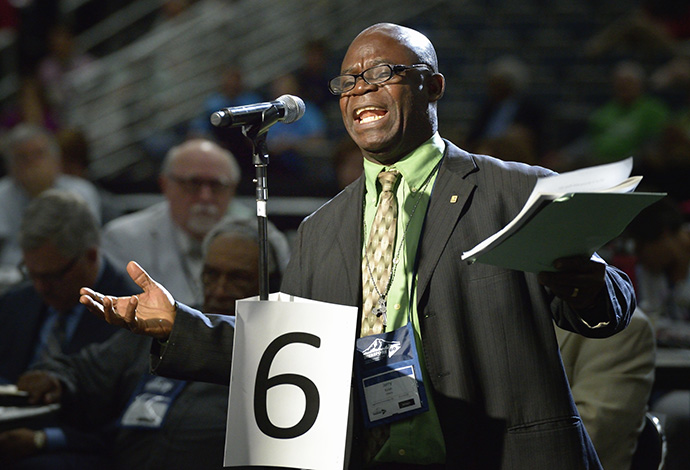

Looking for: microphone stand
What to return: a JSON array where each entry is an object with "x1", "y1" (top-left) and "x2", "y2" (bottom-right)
[{"x1": 242, "y1": 123, "x2": 270, "y2": 301}]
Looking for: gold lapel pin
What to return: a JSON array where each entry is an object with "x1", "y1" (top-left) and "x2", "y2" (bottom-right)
[{"x1": 450, "y1": 195, "x2": 458, "y2": 204}]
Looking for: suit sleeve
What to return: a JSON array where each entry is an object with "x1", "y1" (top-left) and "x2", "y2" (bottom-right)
[
  {"x1": 29, "y1": 331, "x2": 149, "y2": 451},
  {"x1": 551, "y1": 258, "x2": 636, "y2": 338},
  {"x1": 150, "y1": 303, "x2": 235, "y2": 385}
]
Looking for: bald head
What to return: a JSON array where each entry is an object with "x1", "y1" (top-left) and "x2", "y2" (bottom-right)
[
  {"x1": 338, "y1": 23, "x2": 445, "y2": 164},
  {"x1": 355, "y1": 23, "x2": 439, "y2": 73}
]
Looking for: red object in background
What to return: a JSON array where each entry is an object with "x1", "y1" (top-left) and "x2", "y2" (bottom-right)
[{"x1": 0, "y1": 0, "x2": 18, "y2": 30}]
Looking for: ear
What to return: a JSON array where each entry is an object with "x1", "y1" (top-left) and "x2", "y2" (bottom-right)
[{"x1": 426, "y1": 73, "x2": 445, "y2": 102}]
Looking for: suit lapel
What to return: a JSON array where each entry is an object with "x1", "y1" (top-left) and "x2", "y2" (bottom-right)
[
  {"x1": 335, "y1": 177, "x2": 366, "y2": 304},
  {"x1": 416, "y1": 143, "x2": 478, "y2": 301}
]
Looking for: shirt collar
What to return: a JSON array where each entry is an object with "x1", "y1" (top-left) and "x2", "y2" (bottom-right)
[
  {"x1": 172, "y1": 223, "x2": 202, "y2": 259},
  {"x1": 363, "y1": 132, "x2": 445, "y2": 196}
]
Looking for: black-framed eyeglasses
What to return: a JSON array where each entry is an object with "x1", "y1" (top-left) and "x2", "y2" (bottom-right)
[
  {"x1": 18, "y1": 254, "x2": 81, "y2": 283},
  {"x1": 168, "y1": 175, "x2": 233, "y2": 194},
  {"x1": 328, "y1": 63, "x2": 432, "y2": 95}
]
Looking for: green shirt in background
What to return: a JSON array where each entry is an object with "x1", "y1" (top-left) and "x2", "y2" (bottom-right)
[
  {"x1": 589, "y1": 95, "x2": 670, "y2": 163},
  {"x1": 362, "y1": 132, "x2": 446, "y2": 464}
]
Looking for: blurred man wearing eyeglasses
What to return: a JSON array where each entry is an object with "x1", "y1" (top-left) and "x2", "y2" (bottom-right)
[
  {"x1": 101, "y1": 138, "x2": 289, "y2": 308},
  {"x1": 0, "y1": 190, "x2": 135, "y2": 385},
  {"x1": 0, "y1": 123, "x2": 101, "y2": 291},
  {"x1": 0, "y1": 217, "x2": 283, "y2": 469}
]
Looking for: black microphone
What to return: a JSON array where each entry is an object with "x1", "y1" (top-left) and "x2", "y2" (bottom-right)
[{"x1": 209, "y1": 94, "x2": 306, "y2": 129}]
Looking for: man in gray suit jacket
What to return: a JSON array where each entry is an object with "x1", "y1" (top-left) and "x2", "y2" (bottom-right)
[
  {"x1": 81, "y1": 23, "x2": 636, "y2": 470},
  {"x1": 101, "y1": 138, "x2": 290, "y2": 308}
]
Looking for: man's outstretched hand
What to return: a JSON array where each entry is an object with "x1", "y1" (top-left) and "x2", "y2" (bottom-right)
[
  {"x1": 538, "y1": 256, "x2": 607, "y2": 310},
  {"x1": 80, "y1": 261, "x2": 176, "y2": 340}
]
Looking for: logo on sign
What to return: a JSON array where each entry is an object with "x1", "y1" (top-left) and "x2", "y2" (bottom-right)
[{"x1": 362, "y1": 339, "x2": 401, "y2": 363}]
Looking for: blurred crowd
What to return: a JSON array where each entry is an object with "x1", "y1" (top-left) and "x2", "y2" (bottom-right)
[{"x1": 0, "y1": 0, "x2": 689, "y2": 469}]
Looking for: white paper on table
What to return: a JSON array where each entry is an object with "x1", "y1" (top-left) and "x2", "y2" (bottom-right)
[{"x1": 224, "y1": 292, "x2": 358, "y2": 470}]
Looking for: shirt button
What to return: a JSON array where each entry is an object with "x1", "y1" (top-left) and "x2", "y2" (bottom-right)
[
  {"x1": 411, "y1": 187, "x2": 418, "y2": 193},
  {"x1": 398, "y1": 449, "x2": 406, "y2": 456},
  {"x1": 394, "y1": 304, "x2": 401, "y2": 310}
]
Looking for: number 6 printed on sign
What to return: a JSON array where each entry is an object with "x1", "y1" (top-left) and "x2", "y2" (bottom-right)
[
  {"x1": 224, "y1": 293, "x2": 357, "y2": 470},
  {"x1": 254, "y1": 332, "x2": 321, "y2": 439}
]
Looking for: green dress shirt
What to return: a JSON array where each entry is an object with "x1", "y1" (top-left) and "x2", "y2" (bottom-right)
[{"x1": 362, "y1": 132, "x2": 446, "y2": 464}]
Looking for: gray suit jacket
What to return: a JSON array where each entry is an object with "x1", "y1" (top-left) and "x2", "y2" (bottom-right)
[
  {"x1": 154, "y1": 141, "x2": 636, "y2": 469},
  {"x1": 556, "y1": 310, "x2": 655, "y2": 470},
  {"x1": 101, "y1": 201, "x2": 206, "y2": 307},
  {"x1": 102, "y1": 200, "x2": 290, "y2": 308}
]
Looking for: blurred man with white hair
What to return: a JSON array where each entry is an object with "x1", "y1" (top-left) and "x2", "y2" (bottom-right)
[{"x1": 101, "y1": 138, "x2": 289, "y2": 308}]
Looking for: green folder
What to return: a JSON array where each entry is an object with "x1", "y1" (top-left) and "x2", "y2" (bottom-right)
[{"x1": 465, "y1": 192, "x2": 665, "y2": 273}]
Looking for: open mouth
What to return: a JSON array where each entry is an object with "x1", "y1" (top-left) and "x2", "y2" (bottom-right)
[{"x1": 355, "y1": 106, "x2": 387, "y2": 124}]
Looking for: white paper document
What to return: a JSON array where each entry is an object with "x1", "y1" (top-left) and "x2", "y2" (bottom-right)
[
  {"x1": 461, "y1": 157, "x2": 665, "y2": 272},
  {"x1": 224, "y1": 293, "x2": 358, "y2": 470}
]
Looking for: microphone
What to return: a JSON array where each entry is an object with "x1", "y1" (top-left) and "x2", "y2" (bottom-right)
[{"x1": 209, "y1": 94, "x2": 306, "y2": 130}]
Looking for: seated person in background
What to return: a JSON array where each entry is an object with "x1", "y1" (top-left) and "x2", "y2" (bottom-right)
[
  {"x1": 559, "y1": 61, "x2": 669, "y2": 169},
  {"x1": 556, "y1": 309, "x2": 656, "y2": 470},
  {"x1": 0, "y1": 217, "x2": 282, "y2": 470},
  {"x1": 264, "y1": 72, "x2": 330, "y2": 196},
  {"x1": 36, "y1": 22, "x2": 94, "y2": 127},
  {"x1": 187, "y1": 65, "x2": 263, "y2": 138},
  {"x1": 0, "y1": 124, "x2": 101, "y2": 286},
  {"x1": 101, "y1": 138, "x2": 290, "y2": 308},
  {"x1": 0, "y1": 189, "x2": 131, "y2": 385},
  {"x1": 186, "y1": 65, "x2": 261, "y2": 182},
  {"x1": 626, "y1": 197, "x2": 690, "y2": 470},
  {"x1": 55, "y1": 127, "x2": 90, "y2": 179},
  {"x1": 465, "y1": 55, "x2": 545, "y2": 165},
  {"x1": 0, "y1": 76, "x2": 60, "y2": 133},
  {"x1": 627, "y1": 197, "x2": 690, "y2": 328}
]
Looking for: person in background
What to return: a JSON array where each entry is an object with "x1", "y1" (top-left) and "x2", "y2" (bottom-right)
[
  {"x1": 0, "y1": 76, "x2": 60, "y2": 133},
  {"x1": 557, "y1": 61, "x2": 670, "y2": 170},
  {"x1": 188, "y1": 65, "x2": 263, "y2": 138},
  {"x1": 80, "y1": 23, "x2": 635, "y2": 469},
  {"x1": 296, "y1": 38, "x2": 336, "y2": 110},
  {"x1": 557, "y1": 309, "x2": 656, "y2": 470},
  {"x1": 100, "y1": 138, "x2": 289, "y2": 308},
  {"x1": 0, "y1": 189, "x2": 130, "y2": 386},
  {"x1": 627, "y1": 197, "x2": 690, "y2": 327},
  {"x1": 264, "y1": 72, "x2": 330, "y2": 196},
  {"x1": 36, "y1": 22, "x2": 94, "y2": 126},
  {"x1": 0, "y1": 123, "x2": 101, "y2": 287},
  {"x1": 187, "y1": 65, "x2": 262, "y2": 190},
  {"x1": 465, "y1": 55, "x2": 545, "y2": 164},
  {"x1": 0, "y1": 217, "x2": 281, "y2": 469},
  {"x1": 55, "y1": 127, "x2": 90, "y2": 179},
  {"x1": 625, "y1": 197, "x2": 690, "y2": 470}
]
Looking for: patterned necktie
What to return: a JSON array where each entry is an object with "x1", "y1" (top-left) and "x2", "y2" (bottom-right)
[
  {"x1": 361, "y1": 169, "x2": 400, "y2": 337},
  {"x1": 360, "y1": 169, "x2": 400, "y2": 462}
]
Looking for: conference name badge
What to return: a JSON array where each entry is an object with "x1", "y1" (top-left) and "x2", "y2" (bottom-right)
[
  {"x1": 118, "y1": 375, "x2": 186, "y2": 429},
  {"x1": 355, "y1": 322, "x2": 429, "y2": 428}
]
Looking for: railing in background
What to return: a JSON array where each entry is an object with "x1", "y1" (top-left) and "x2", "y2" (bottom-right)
[{"x1": 59, "y1": 0, "x2": 443, "y2": 182}]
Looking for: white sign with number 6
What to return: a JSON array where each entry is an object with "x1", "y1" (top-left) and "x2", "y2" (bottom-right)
[{"x1": 224, "y1": 292, "x2": 358, "y2": 469}]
